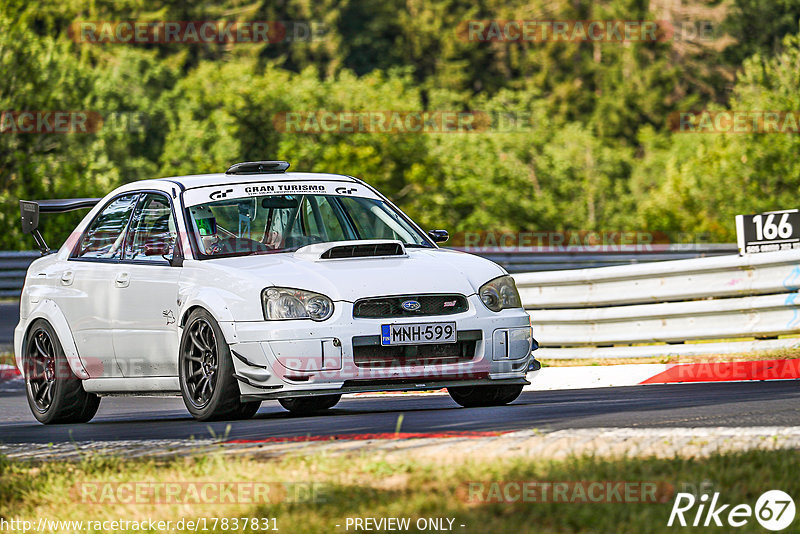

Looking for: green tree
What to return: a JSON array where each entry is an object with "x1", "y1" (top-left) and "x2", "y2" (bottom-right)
[
  {"x1": 633, "y1": 32, "x2": 800, "y2": 241},
  {"x1": 0, "y1": 7, "x2": 174, "y2": 249}
]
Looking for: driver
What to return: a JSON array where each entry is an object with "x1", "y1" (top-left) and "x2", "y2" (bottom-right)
[{"x1": 189, "y1": 205, "x2": 221, "y2": 255}]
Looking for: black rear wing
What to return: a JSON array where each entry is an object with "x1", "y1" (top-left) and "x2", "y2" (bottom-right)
[{"x1": 20, "y1": 198, "x2": 101, "y2": 254}]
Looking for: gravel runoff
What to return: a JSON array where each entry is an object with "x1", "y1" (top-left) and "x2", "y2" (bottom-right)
[{"x1": 2, "y1": 427, "x2": 800, "y2": 462}]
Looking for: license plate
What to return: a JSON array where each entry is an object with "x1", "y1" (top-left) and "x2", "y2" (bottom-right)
[{"x1": 381, "y1": 322, "x2": 457, "y2": 346}]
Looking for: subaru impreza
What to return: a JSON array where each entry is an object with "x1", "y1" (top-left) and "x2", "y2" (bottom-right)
[{"x1": 16, "y1": 161, "x2": 537, "y2": 423}]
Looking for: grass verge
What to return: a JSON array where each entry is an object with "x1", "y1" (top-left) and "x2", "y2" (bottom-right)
[{"x1": 1, "y1": 449, "x2": 797, "y2": 533}]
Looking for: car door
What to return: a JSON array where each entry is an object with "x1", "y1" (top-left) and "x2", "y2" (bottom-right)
[
  {"x1": 57, "y1": 193, "x2": 140, "y2": 378},
  {"x1": 111, "y1": 192, "x2": 182, "y2": 377}
]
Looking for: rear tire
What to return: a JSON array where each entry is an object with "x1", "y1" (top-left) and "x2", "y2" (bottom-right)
[
  {"x1": 447, "y1": 385, "x2": 523, "y2": 408},
  {"x1": 278, "y1": 395, "x2": 341, "y2": 415},
  {"x1": 179, "y1": 309, "x2": 252, "y2": 421},
  {"x1": 24, "y1": 320, "x2": 100, "y2": 424}
]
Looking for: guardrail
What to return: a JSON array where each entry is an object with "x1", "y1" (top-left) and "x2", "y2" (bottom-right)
[
  {"x1": 0, "y1": 251, "x2": 40, "y2": 299},
  {"x1": 466, "y1": 244, "x2": 738, "y2": 273},
  {"x1": 514, "y1": 249, "x2": 800, "y2": 359}
]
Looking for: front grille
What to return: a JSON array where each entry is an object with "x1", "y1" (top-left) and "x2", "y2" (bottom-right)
[
  {"x1": 321, "y1": 243, "x2": 403, "y2": 259},
  {"x1": 353, "y1": 294, "x2": 469, "y2": 318},
  {"x1": 352, "y1": 330, "x2": 481, "y2": 368}
]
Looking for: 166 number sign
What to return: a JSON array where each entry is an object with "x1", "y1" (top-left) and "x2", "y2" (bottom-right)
[{"x1": 736, "y1": 210, "x2": 800, "y2": 254}]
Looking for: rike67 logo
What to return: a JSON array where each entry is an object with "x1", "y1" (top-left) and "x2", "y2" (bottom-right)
[{"x1": 668, "y1": 490, "x2": 795, "y2": 531}]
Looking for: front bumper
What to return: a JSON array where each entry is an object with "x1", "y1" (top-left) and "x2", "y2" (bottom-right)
[{"x1": 228, "y1": 296, "x2": 536, "y2": 399}]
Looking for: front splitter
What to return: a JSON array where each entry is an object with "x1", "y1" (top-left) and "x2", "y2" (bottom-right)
[{"x1": 240, "y1": 377, "x2": 529, "y2": 401}]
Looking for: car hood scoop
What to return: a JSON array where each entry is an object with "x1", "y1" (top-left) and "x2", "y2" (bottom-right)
[{"x1": 294, "y1": 240, "x2": 408, "y2": 261}]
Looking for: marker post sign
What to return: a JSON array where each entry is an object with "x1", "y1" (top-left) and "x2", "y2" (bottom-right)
[{"x1": 736, "y1": 210, "x2": 800, "y2": 254}]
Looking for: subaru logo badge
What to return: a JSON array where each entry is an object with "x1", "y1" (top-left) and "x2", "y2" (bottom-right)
[{"x1": 401, "y1": 300, "x2": 421, "y2": 311}]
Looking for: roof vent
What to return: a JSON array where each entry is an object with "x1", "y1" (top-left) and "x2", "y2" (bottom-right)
[{"x1": 225, "y1": 161, "x2": 290, "y2": 175}]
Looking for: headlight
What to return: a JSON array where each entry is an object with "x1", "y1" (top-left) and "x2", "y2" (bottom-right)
[
  {"x1": 479, "y1": 275, "x2": 522, "y2": 312},
  {"x1": 262, "y1": 287, "x2": 334, "y2": 321}
]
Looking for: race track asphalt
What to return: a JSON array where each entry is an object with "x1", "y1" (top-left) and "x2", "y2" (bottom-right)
[{"x1": 1, "y1": 380, "x2": 799, "y2": 444}]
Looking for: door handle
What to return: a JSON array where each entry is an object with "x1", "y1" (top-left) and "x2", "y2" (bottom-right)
[
  {"x1": 60, "y1": 271, "x2": 74, "y2": 286},
  {"x1": 115, "y1": 272, "x2": 130, "y2": 288}
]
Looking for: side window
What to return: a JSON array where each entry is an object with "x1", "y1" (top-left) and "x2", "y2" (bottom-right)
[
  {"x1": 124, "y1": 193, "x2": 177, "y2": 262},
  {"x1": 74, "y1": 194, "x2": 139, "y2": 259}
]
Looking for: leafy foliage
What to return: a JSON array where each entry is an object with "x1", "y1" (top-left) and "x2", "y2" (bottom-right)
[{"x1": 1, "y1": 0, "x2": 800, "y2": 249}]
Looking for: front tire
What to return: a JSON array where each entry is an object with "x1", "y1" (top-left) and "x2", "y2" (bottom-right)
[
  {"x1": 24, "y1": 320, "x2": 100, "y2": 424},
  {"x1": 278, "y1": 395, "x2": 341, "y2": 415},
  {"x1": 447, "y1": 385, "x2": 523, "y2": 408},
  {"x1": 179, "y1": 309, "x2": 253, "y2": 421}
]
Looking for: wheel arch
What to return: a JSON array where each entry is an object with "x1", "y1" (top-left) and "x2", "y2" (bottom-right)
[
  {"x1": 18, "y1": 300, "x2": 89, "y2": 379},
  {"x1": 179, "y1": 290, "x2": 239, "y2": 345}
]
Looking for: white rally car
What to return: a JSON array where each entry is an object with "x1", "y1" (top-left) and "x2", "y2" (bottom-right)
[{"x1": 15, "y1": 161, "x2": 538, "y2": 423}]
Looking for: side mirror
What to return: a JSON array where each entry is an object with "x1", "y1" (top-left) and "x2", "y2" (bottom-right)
[
  {"x1": 428, "y1": 230, "x2": 449, "y2": 243},
  {"x1": 144, "y1": 241, "x2": 171, "y2": 257}
]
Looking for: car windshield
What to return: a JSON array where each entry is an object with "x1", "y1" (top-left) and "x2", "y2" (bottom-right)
[{"x1": 187, "y1": 194, "x2": 432, "y2": 257}]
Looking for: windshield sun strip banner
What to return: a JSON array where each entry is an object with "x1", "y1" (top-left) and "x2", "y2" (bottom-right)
[{"x1": 182, "y1": 181, "x2": 381, "y2": 206}]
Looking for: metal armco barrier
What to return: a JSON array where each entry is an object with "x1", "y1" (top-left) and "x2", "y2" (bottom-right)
[
  {"x1": 468, "y1": 243, "x2": 737, "y2": 273},
  {"x1": 514, "y1": 249, "x2": 800, "y2": 359},
  {"x1": 0, "y1": 251, "x2": 40, "y2": 299}
]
